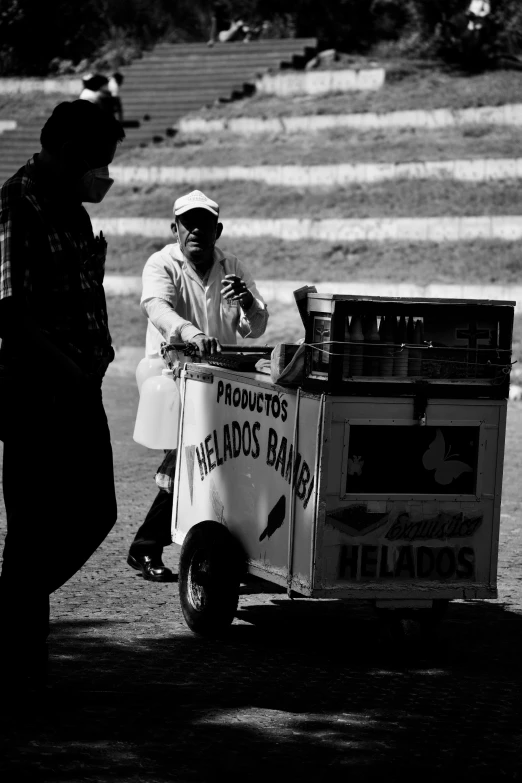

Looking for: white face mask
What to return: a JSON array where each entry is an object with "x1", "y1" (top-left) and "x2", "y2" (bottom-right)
[{"x1": 78, "y1": 166, "x2": 114, "y2": 203}]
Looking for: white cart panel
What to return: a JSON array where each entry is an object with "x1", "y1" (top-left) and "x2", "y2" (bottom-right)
[
  {"x1": 314, "y1": 396, "x2": 505, "y2": 599},
  {"x1": 172, "y1": 369, "x2": 322, "y2": 594}
]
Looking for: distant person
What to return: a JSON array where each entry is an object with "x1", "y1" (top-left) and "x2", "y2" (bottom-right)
[
  {"x1": 218, "y1": 19, "x2": 248, "y2": 43},
  {"x1": 79, "y1": 72, "x2": 108, "y2": 101},
  {"x1": 80, "y1": 72, "x2": 123, "y2": 121},
  {"x1": 219, "y1": 18, "x2": 266, "y2": 43},
  {"x1": 108, "y1": 72, "x2": 124, "y2": 123},
  {"x1": 467, "y1": 0, "x2": 490, "y2": 30},
  {"x1": 0, "y1": 100, "x2": 124, "y2": 687},
  {"x1": 127, "y1": 190, "x2": 268, "y2": 581},
  {"x1": 208, "y1": 0, "x2": 229, "y2": 46},
  {"x1": 79, "y1": 73, "x2": 112, "y2": 113}
]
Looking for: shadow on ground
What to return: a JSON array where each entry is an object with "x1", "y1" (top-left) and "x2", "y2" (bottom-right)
[{"x1": 1, "y1": 596, "x2": 522, "y2": 783}]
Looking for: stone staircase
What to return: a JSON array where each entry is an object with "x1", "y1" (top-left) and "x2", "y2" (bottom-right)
[{"x1": 0, "y1": 38, "x2": 316, "y2": 183}]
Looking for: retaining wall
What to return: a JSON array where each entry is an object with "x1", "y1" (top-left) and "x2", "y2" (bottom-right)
[
  {"x1": 255, "y1": 68, "x2": 385, "y2": 95},
  {"x1": 93, "y1": 215, "x2": 522, "y2": 241},
  {"x1": 111, "y1": 158, "x2": 522, "y2": 187},
  {"x1": 0, "y1": 78, "x2": 81, "y2": 94},
  {"x1": 179, "y1": 103, "x2": 522, "y2": 135},
  {"x1": 103, "y1": 275, "x2": 522, "y2": 312},
  {"x1": 0, "y1": 121, "x2": 16, "y2": 133}
]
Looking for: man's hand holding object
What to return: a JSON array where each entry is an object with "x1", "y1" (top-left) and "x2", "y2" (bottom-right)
[{"x1": 221, "y1": 274, "x2": 254, "y2": 310}]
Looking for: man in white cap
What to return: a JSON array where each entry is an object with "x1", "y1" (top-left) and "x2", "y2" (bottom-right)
[{"x1": 128, "y1": 189, "x2": 268, "y2": 581}]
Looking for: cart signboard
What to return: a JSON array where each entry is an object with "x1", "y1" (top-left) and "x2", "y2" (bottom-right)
[{"x1": 172, "y1": 370, "x2": 321, "y2": 593}]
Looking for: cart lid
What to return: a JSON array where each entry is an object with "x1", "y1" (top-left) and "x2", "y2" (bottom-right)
[{"x1": 307, "y1": 293, "x2": 516, "y2": 307}]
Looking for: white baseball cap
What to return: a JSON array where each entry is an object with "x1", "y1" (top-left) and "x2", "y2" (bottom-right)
[{"x1": 173, "y1": 190, "x2": 219, "y2": 218}]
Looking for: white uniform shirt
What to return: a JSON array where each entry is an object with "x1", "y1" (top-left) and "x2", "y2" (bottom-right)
[{"x1": 141, "y1": 242, "x2": 268, "y2": 356}]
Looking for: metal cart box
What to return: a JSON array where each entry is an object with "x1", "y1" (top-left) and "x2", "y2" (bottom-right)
[
  {"x1": 169, "y1": 294, "x2": 514, "y2": 632},
  {"x1": 172, "y1": 370, "x2": 505, "y2": 600}
]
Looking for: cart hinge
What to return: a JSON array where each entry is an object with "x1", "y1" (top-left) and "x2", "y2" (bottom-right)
[{"x1": 184, "y1": 368, "x2": 214, "y2": 384}]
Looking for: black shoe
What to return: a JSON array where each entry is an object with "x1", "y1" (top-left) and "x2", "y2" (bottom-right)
[{"x1": 127, "y1": 552, "x2": 174, "y2": 582}]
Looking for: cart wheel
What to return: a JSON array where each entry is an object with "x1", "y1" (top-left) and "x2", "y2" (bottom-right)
[{"x1": 178, "y1": 521, "x2": 242, "y2": 636}]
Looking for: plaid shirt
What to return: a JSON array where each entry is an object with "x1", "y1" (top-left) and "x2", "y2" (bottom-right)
[{"x1": 0, "y1": 157, "x2": 114, "y2": 376}]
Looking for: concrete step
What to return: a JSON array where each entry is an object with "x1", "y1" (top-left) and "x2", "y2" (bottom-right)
[
  {"x1": 122, "y1": 80, "x2": 257, "y2": 90},
  {"x1": 125, "y1": 54, "x2": 301, "y2": 67},
  {"x1": 126, "y1": 63, "x2": 298, "y2": 77},
  {"x1": 124, "y1": 59, "x2": 300, "y2": 74},
  {"x1": 124, "y1": 93, "x2": 237, "y2": 101},
  {"x1": 123, "y1": 92, "x2": 244, "y2": 103},
  {"x1": 122, "y1": 63, "x2": 279, "y2": 73},
  {"x1": 0, "y1": 38, "x2": 316, "y2": 175},
  {"x1": 146, "y1": 39, "x2": 315, "y2": 54},
  {"x1": 122, "y1": 78, "x2": 257, "y2": 87},
  {"x1": 0, "y1": 135, "x2": 40, "y2": 143}
]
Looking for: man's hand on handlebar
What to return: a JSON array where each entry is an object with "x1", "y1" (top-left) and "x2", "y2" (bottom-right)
[{"x1": 189, "y1": 333, "x2": 222, "y2": 357}]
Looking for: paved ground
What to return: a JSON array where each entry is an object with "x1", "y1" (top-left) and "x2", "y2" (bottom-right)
[{"x1": 1, "y1": 374, "x2": 522, "y2": 782}]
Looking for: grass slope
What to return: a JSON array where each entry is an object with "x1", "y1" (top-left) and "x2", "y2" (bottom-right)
[
  {"x1": 105, "y1": 236, "x2": 166, "y2": 275},
  {"x1": 186, "y1": 67, "x2": 522, "y2": 119},
  {"x1": 106, "y1": 293, "x2": 147, "y2": 347},
  {"x1": 117, "y1": 124, "x2": 522, "y2": 167},
  {"x1": 105, "y1": 236, "x2": 522, "y2": 284},
  {"x1": 91, "y1": 180, "x2": 522, "y2": 221}
]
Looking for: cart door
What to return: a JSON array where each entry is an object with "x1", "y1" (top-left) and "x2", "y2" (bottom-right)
[{"x1": 314, "y1": 396, "x2": 505, "y2": 600}]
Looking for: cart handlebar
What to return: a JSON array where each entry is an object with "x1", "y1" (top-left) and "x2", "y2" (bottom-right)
[{"x1": 163, "y1": 342, "x2": 274, "y2": 354}]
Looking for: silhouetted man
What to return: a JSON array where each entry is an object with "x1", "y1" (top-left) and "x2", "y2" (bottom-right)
[{"x1": 0, "y1": 100, "x2": 124, "y2": 687}]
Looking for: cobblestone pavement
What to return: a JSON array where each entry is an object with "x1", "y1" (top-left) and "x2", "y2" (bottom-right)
[{"x1": 1, "y1": 375, "x2": 522, "y2": 782}]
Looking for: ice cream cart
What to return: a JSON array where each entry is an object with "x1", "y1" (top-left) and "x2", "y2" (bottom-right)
[{"x1": 163, "y1": 293, "x2": 514, "y2": 635}]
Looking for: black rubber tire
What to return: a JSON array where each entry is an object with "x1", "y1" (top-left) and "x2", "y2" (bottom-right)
[{"x1": 178, "y1": 521, "x2": 241, "y2": 636}]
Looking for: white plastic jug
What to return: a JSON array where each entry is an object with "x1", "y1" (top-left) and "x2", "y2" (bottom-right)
[
  {"x1": 136, "y1": 354, "x2": 165, "y2": 394},
  {"x1": 133, "y1": 369, "x2": 180, "y2": 449}
]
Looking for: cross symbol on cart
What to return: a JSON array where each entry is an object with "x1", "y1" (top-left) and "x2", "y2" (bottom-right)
[
  {"x1": 315, "y1": 322, "x2": 330, "y2": 341},
  {"x1": 455, "y1": 321, "x2": 490, "y2": 348}
]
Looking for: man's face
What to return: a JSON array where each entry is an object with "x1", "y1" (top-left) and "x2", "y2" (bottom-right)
[
  {"x1": 84, "y1": 142, "x2": 117, "y2": 172},
  {"x1": 174, "y1": 208, "x2": 221, "y2": 264},
  {"x1": 69, "y1": 142, "x2": 117, "y2": 203},
  {"x1": 61, "y1": 141, "x2": 117, "y2": 182}
]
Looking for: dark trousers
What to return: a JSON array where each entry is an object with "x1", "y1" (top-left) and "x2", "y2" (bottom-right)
[
  {"x1": 0, "y1": 384, "x2": 117, "y2": 652},
  {"x1": 130, "y1": 489, "x2": 173, "y2": 556}
]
